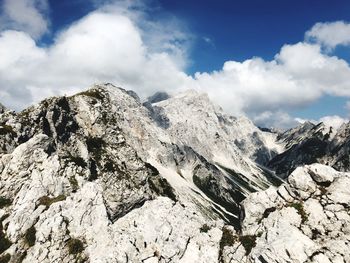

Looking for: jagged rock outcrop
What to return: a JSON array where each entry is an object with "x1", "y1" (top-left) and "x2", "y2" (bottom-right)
[
  {"x1": 268, "y1": 121, "x2": 350, "y2": 178},
  {"x1": 0, "y1": 84, "x2": 284, "y2": 262},
  {"x1": 1, "y1": 84, "x2": 349, "y2": 263},
  {"x1": 268, "y1": 122, "x2": 332, "y2": 178},
  {"x1": 222, "y1": 164, "x2": 350, "y2": 263}
]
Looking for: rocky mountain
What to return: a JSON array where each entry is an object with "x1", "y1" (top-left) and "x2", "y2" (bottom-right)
[
  {"x1": 0, "y1": 83, "x2": 349, "y2": 263},
  {"x1": 223, "y1": 163, "x2": 350, "y2": 263},
  {"x1": 268, "y1": 121, "x2": 350, "y2": 178}
]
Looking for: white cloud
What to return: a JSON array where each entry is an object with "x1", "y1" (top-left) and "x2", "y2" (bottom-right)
[
  {"x1": 319, "y1": 115, "x2": 348, "y2": 129},
  {"x1": 192, "y1": 42, "x2": 350, "y2": 118},
  {"x1": 0, "y1": 7, "x2": 191, "y2": 110},
  {"x1": 251, "y1": 111, "x2": 300, "y2": 129},
  {"x1": 0, "y1": 0, "x2": 49, "y2": 39},
  {"x1": 0, "y1": 1, "x2": 349, "y2": 129},
  {"x1": 305, "y1": 21, "x2": 350, "y2": 50}
]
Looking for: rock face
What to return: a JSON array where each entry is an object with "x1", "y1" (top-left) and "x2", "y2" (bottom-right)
[
  {"x1": 222, "y1": 164, "x2": 350, "y2": 263},
  {"x1": 268, "y1": 121, "x2": 350, "y2": 178},
  {"x1": 0, "y1": 84, "x2": 349, "y2": 263},
  {"x1": 0, "y1": 84, "x2": 282, "y2": 262}
]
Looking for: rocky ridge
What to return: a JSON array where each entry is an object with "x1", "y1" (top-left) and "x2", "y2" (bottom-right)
[
  {"x1": 0, "y1": 84, "x2": 349, "y2": 262},
  {"x1": 223, "y1": 163, "x2": 350, "y2": 263},
  {"x1": 268, "y1": 121, "x2": 350, "y2": 178}
]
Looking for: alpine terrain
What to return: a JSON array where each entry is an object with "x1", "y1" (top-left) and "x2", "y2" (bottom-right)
[{"x1": 0, "y1": 84, "x2": 349, "y2": 263}]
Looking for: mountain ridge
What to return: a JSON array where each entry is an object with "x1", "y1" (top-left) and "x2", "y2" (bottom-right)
[{"x1": 0, "y1": 83, "x2": 349, "y2": 263}]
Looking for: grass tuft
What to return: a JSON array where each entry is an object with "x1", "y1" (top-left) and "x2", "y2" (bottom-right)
[
  {"x1": 24, "y1": 226, "x2": 36, "y2": 247},
  {"x1": 67, "y1": 238, "x2": 84, "y2": 255},
  {"x1": 200, "y1": 224, "x2": 211, "y2": 233},
  {"x1": 0, "y1": 253, "x2": 11, "y2": 263},
  {"x1": 0, "y1": 197, "x2": 12, "y2": 209},
  {"x1": 287, "y1": 202, "x2": 308, "y2": 223},
  {"x1": 239, "y1": 235, "x2": 257, "y2": 255},
  {"x1": 0, "y1": 233, "x2": 12, "y2": 254}
]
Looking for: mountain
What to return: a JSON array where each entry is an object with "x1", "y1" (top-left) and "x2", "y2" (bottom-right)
[
  {"x1": 268, "y1": 121, "x2": 350, "y2": 178},
  {"x1": 0, "y1": 84, "x2": 349, "y2": 263}
]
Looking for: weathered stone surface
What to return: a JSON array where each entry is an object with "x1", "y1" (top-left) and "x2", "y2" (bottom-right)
[
  {"x1": 224, "y1": 164, "x2": 350, "y2": 263},
  {"x1": 1, "y1": 85, "x2": 350, "y2": 263}
]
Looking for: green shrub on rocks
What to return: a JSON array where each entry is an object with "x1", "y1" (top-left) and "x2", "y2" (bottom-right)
[
  {"x1": 200, "y1": 224, "x2": 211, "y2": 233},
  {"x1": 0, "y1": 253, "x2": 11, "y2": 263},
  {"x1": 69, "y1": 176, "x2": 79, "y2": 192},
  {"x1": 67, "y1": 238, "x2": 84, "y2": 255},
  {"x1": 239, "y1": 235, "x2": 257, "y2": 255},
  {"x1": 0, "y1": 197, "x2": 12, "y2": 209},
  {"x1": 24, "y1": 226, "x2": 36, "y2": 247},
  {"x1": 0, "y1": 233, "x2": 12, "y2": 254},
  {"x1": 219, "y1": 227, "x2": 237, "y2": 249},
  {"x1": 0, "y1": 125, "x2": 15, "y2": 136},
  {"x1": 287, "y1": 202, "x2": 308, "y2": 223}
]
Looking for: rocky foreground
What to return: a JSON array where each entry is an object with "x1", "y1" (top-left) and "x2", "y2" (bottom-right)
[
  {"x1": 0, "y1": 84, "x2": 349, "y2": 263},
  {"x1": 224, "y1": 164, "x2": 350, "y2": 263}
]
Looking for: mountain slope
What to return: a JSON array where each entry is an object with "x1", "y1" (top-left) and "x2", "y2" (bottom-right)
[
  {"x1": 0, "y1": 84, "x2": 285, "y2": 262},
  {"x1": 268, "y1": 121, "x2": 350, "y2": 178},
  {"x1": 224, "y1": 163, "x2": 350, "y2": 263},
  {"x1": 1, "y1": 84, "x2": 349, "y2": 262}
]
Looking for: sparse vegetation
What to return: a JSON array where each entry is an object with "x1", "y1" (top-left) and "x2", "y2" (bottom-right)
[
  {"x1": 218, "y1": 227, "x2": 237, "y2": 261},
  {"x1": 38, "y1": 195, "x2": 66, "y2": 208},
  {"x1": 0, "y1": 253, "x2": 10, "y2": 263},
  {"x1": 0, "y1": 233, "x2": 12, "y2": 254},
  {"x1": 148, "y1": 175, "x2": 177, "y2": 202},
  {"x1": 239, "y1": 235, "x2": 257, "y2": 255},
  {"x1": 0, "y1": 197, "x2": 12, "y2": 209},
  {"x1": 287, "y1": 202, "x2": 308, "y2": 223},
  {"x1": 86, "y1": 137, "x2": 106, "y2": 167},
  {"x1": 24, "y1": 226, "x2": 36, "y2": 247},
  {"x1": 319, "y1": 186, "x2": 327, "y2": 196},
  {"x1": 103, "y1": 161, "x2": 115, "y2": 172},
  {"x1": 67, "y1": 238, "x2": 84, "y2": 255},
  {"x1": 69, "y1": 176, "x2": 79, "y2": 192},
  {"x1": 219, "y1": 227, "x2": 237, "y2": 250},
  {"x1": 200, "y1": 224, "x2": 211, "y2": 233},
  {"x1": 64, "y1": 155, "x2": 87, "y2": 168},
  {"x1": 0, "y1": 125, "x2": 15, "y2": 136}
]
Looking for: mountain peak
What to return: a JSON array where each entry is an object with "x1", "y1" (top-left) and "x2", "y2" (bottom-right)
[
  {"x1": 1, "y1": 85, "x2": 350, "y2": 263},
  {"x1": 146, "y1": 91, "x2": 170, "y2": 104}
]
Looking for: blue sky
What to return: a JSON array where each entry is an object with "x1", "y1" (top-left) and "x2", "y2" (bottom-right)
[
  {"x1": 46, "y1": 0, "x2": 350, "y2": 71},
  {"x1": 1, "y1": 0, "x2": 350, "y2": 128},
  {"x1": 159, "y1": 0, "x2": 350, "y2": 69}
]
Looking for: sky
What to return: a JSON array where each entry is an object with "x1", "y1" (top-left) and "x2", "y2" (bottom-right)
[{"x1": 1, "y1": 0, "x2": 350, "y2": 128}]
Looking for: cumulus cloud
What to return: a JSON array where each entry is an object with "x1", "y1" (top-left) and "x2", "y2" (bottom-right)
[
  {"x1": 0, "y1": 0, "x2": 49, "y2": 39},
  {"x1": 190, "y1": 42, "x2": 350, "y2": 127},
  {"x1": 0, "y1": 5, "x2": 191, "y2": 110},
  {"x1": 319, "y1": 115, "x2": 348, "y2": 129},
  {"x1": 0, "y1": 0, "x2": 349, "y2": 129},
  {"x1": 305, "y1": 21, "x2": 350, "y2": 50}
]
